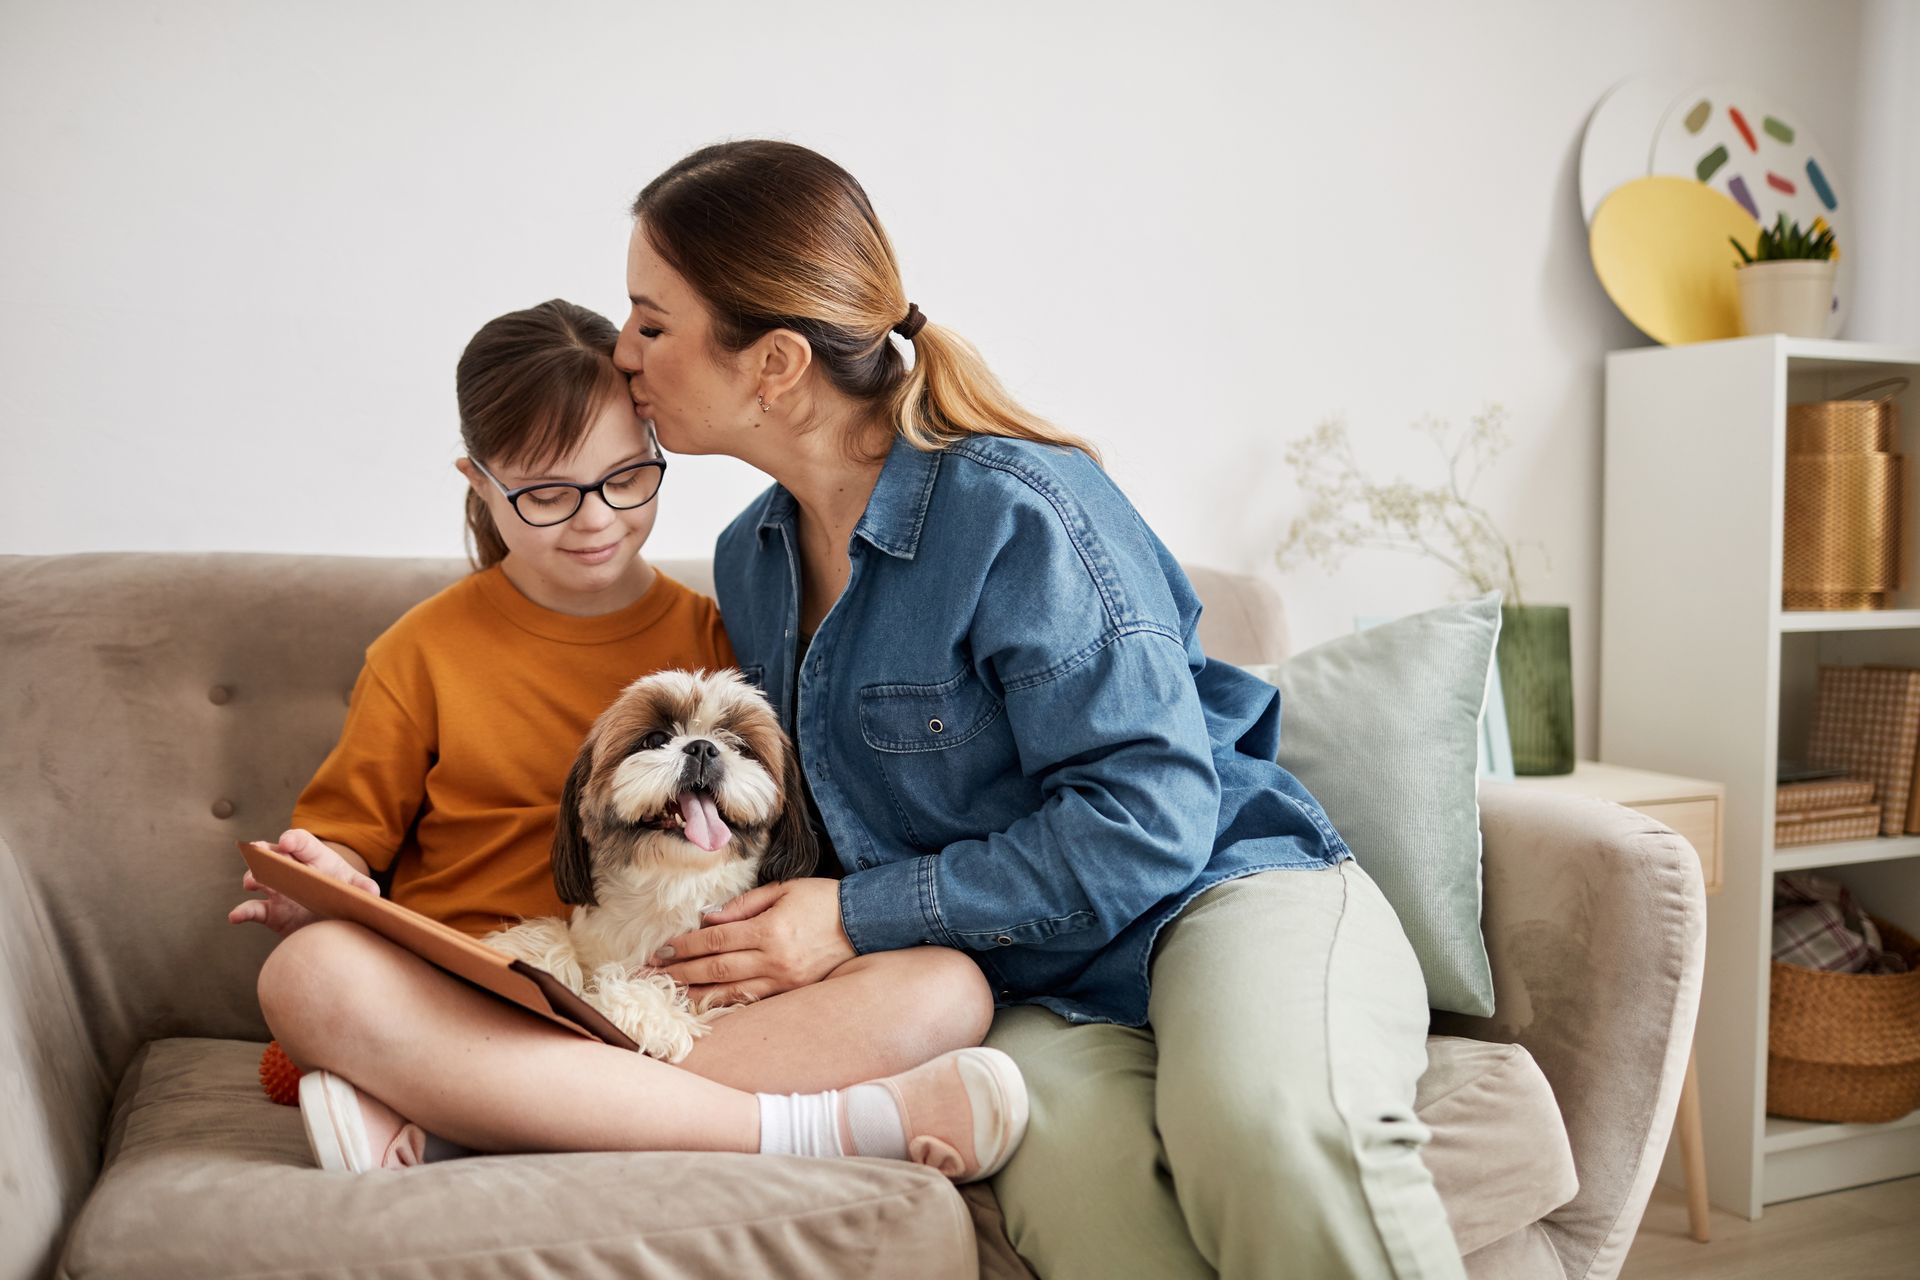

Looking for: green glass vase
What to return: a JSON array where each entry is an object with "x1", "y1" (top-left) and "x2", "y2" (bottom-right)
[{"x1": 1497, "y1": 604, "x2": 1575, "y2": 776}]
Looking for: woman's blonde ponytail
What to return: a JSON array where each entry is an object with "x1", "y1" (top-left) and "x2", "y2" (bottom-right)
[{"x1": 890, "y1": 321, "x2": 1102, "y2": 463}]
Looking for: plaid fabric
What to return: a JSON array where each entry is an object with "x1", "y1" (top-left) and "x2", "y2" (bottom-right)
[
  {"x1": 1774, "y1": 873, "x2": 1907, "y2": 974},
  {"x1": 1774, "y1": 901, "x2": 1876, "y2": 972},
  {"x1": 1807, "y1": 666, "x2": 1920, "y2": 836}
]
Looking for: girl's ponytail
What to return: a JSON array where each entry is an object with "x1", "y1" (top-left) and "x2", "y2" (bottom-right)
[{"x1": 464, "y1": 488, "x2": 511, "y2": 570}]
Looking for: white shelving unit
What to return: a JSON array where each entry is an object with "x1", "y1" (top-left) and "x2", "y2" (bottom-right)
[{"x1": 1602, "y1": 335, "x2": 1920, "y2": 1219}]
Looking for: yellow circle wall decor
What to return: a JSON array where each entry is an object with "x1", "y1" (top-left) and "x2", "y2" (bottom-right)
[{"x1": 1590, "y1": 176, "x2": 1759, "y2": 346}]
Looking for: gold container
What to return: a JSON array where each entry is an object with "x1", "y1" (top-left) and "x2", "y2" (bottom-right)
[
  {"x1": 1782, "y1": 380, "x2": 1906, "y2": 611},
  {"x1": 1787, "y1": 405, "x2": 1897, "y2": 454}
]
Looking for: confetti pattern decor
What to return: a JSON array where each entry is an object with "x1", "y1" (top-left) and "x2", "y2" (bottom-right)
[
  {"x1": 1590, "y1": 177, "x2": 1758, "y2": 346},
  {"x1": 1650, "y1": 82, "x2": 1849, "y2": 336}
]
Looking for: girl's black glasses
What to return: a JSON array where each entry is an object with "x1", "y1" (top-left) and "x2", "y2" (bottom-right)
[{"x1": 469, "y1": 453, "x2": 667, "y2": 528}]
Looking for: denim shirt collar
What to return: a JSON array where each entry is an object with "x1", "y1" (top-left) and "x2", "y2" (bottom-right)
[{"x1": 754, "y1": 434, "x2": 943, "y2": 560}]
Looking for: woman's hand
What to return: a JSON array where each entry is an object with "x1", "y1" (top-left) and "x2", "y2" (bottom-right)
[
  {"x1": 654, "y1": 877, "x2": 856, "y2": 1007},
  {"x1": 226, "y1": 828, "x2": 380, "y2": 938}
]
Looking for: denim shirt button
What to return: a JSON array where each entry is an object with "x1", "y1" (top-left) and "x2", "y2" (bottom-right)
[
  {"x1": 929, "y1": 718, "x2": 944, "y2": 734},
  {"x1": 995, "y1": 935, "x2": 1013, "y2": 946},
  {"x1": 920, "y1": 938, "x2": 934, "y2": 946}
]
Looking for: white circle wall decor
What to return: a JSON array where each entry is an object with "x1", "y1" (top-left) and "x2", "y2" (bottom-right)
[
  {"x1": 1649, "y1": 82, "x2": 1848, "y2": 336},
  {"x1": 1579, "y1": 78, "x2": 1675, "y2": 225}
]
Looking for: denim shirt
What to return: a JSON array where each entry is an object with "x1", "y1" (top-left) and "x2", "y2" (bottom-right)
[{"x1": 713, "y1": 434, "x2": 1349, "y2": 1026}]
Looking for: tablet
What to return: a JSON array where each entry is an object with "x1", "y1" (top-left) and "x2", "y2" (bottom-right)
[{"x1": 238, "y1": 840, "x2": 638, "y2": 1053}]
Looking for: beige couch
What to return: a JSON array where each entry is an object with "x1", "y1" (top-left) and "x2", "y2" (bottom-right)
[{"x1": 1, "y1": 553, "x2": 1705, "y2": 1280}]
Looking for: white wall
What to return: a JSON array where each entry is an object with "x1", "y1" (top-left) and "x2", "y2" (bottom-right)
[
  {"x1": 1853, "y1": 0, "x2": 1920, "y2": 347},
  {"x1": 4, "y1": 0, "x2": 1913, "y2": 755}
]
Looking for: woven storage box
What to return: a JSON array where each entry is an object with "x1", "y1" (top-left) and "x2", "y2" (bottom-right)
[
  {"x1": 1768, "y1": 918, "x2": 1920, "y2": 1123},
  {"x1": 1776, "y1": 777, "x2": 1876, "y2": 813},
  {"x1": 1782, "y1": 381, "x2": 1906, "y2": 611},
  {"x1": 1807, "y1": 665, "x2": 1920, "y2": 836},
  {"x1": 1775, "y1": 802, "x2": 1883, "y2": 846}
]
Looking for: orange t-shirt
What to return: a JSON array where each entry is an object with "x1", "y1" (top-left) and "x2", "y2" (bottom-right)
[{"x1": 291, "y1": 565, "x2": 736, "y2": 937}]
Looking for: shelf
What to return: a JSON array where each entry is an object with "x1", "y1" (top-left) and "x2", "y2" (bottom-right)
[
  {"x1": 1764, "y1": 1109, "x2": 1920, "y2": 1153},
  {"x1": 1778, "y1": 609, "x2": 1920, "y2": 633},
  {"x1": 1779, "y1": 338, "x2": 1920, "y2": 370},
  {"x1": 1605, "y1": 337, "x2": 1920, "y2": 1216},
  {"x1": 1773, "y1": 835, "x2": 1920, "y2": 873}
]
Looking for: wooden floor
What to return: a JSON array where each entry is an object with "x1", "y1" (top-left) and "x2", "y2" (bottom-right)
[{"x1": 1623, "y1": 1176, "x2": 1920, "y2": 1278}]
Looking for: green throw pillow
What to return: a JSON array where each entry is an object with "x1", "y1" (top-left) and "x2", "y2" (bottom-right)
[{"x1": 1242, "y1": 592, "x2": 1501, "y2": 1016}]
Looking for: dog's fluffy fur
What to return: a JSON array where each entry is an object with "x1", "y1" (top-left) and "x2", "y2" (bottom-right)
[{"x1": 483, "y1": 669, "x2": 817, "y2": 1060}]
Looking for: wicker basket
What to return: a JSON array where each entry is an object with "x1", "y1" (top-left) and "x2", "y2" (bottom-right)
[{"x1": 1768, "y1": 918, "x2": 1920, "y2": 1123}]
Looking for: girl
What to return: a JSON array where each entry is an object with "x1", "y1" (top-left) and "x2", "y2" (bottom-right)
[{"x1": 231, "y1": 299, "x2": 1026, "y2": 1181}]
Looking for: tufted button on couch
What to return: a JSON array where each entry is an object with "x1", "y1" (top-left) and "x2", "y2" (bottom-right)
[{"x1": 0, "y1": 553, "x2": 1703, "y2": 1280}]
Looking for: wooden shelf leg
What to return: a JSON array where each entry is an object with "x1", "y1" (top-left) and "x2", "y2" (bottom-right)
[{"x1": 1677, "y1": 1047, "x2": 1711, "y2": 1243}]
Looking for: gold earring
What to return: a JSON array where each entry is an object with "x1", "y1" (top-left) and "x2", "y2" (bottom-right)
[{"x1": 757, "y1": 394, "x2": 771, "y2": 414}]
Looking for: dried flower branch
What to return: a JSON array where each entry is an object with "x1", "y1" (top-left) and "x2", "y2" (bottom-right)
[{"x1": 1275, "y1": 405, "x2": 1529, "y2": 605}]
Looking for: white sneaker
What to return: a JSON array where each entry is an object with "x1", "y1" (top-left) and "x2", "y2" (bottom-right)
[
  {"x1": 863, "y1": 1047, "x2": 1030, "y2": 1184},
  {"x1": 298, "y1": 1070, "x2": 427, "y2": 1173}
]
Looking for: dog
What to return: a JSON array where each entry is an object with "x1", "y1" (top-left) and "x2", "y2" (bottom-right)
[{"x1": 483, "y1": 669, "x2": 818, "y2": 1061}]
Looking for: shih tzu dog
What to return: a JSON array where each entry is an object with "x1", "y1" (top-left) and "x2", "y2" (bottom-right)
[{"x1": 483, "y1": 669, "x2": 817, "y2": 1061}]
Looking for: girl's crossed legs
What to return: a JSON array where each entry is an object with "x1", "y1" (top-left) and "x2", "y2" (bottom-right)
[{"x1": 259, "y1": 919, "x2": 995, "y2": 1156}]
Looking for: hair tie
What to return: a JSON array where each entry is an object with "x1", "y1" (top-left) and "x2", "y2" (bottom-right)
[{"x1": 892, "y1": 303, "x2": 928, "y2": 340}]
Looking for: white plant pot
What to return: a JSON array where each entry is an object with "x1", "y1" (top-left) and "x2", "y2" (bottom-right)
[{"x1": 1737, "y1": 260, "x2": 1837, "y2": 338}]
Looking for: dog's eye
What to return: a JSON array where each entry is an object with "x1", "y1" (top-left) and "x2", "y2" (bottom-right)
[{"x1": 639, "y1": 731, "x2": 671, "y2": 751}]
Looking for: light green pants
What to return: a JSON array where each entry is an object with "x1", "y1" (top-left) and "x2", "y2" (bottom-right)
[{"x1": 986, "y1": 861, "x2": 1465, "y2": 1280}]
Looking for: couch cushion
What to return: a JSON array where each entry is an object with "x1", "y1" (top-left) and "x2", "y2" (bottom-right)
[
  {"x1": 58, "y1": 1037, "x2": 976, "y2": 1280},
  {"x1": 1245, "y1": 593, "x2": 1504, "y2": 1017},
  {"x1": 1462, "y1": 1222, "x2": 1565, "y2": 1280},
  {"x1": 1416, "y1": 1035, "x2": 1579, "y2": 1256}
]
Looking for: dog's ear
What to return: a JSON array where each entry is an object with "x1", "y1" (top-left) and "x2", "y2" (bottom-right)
[
  {"x1": 550, "y1": 743, "x2": 599, "y2": 907},
  {"x1": 757, "y1": 737, "x2": 820, "y2": 885}
]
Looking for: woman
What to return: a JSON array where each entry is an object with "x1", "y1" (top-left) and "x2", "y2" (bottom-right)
[{"x1": 622, "y1": 140, "x2": 1464, "y2": 1278}]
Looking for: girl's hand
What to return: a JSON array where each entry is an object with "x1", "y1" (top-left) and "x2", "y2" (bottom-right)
[
  {"x1": 226, "y1": 829, "x2": 380, "y2": 938},
  {"x1": 654, "y1": 878, "x2": 855, "y2": 1006}
]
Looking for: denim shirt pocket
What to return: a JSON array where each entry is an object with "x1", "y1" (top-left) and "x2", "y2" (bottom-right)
[
  {"x1": 858, "y1": 668, "x2": 1002, "y2": 751},
  {"x1": 857, "y1": 669, "x2": 1016, "y2": 848}
]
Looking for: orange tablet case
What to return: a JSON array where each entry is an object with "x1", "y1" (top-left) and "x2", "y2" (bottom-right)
[{"x1": 238, "y1": 841, "x2": 639, "y2": 1053}]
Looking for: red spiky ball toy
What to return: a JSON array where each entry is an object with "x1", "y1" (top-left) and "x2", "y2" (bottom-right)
[{"x1": 259, "y1": 1040, "x2": 304, "y2": 1106}]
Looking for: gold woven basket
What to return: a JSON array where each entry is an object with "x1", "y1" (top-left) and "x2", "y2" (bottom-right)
[
  {"x1": 1782, "y1": 379, "x2": 1907, "y2": 611},
  {"x1": 1768, "y1": 918, "x2": 1920, "y2": 1124}
]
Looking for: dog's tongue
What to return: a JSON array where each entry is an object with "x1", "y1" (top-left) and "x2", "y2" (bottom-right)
[{"x1": 677, "y1": 790, "x2": 731, "y2": 852}]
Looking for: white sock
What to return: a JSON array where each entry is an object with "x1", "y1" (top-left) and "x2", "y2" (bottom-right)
[
  {"x1": 843, "y1": 1084, "x2": 908, "y2": 1158},
  {"x1": 756, "y1": 1084, "x2": 906, "y2": 1159}
]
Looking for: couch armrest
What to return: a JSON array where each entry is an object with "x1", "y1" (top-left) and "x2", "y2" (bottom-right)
[
  {"x1": 1433, "y1": 783, "x2": 1705, "y2": 1280},
  {"x1": 0, "y1": 830, "x2": 112, "y2": 1280}
]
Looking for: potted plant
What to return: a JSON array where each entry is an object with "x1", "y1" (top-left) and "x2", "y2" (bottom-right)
[
  {"x1": 1731, "y1": 213, "x2": 1838, "y2": 339},
  {"x1": 1275, "y1": 407, "x2": 1575, "y2": 774}
]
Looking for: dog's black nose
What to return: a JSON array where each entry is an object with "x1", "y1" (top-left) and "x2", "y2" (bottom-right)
[{"x1": 682, "y1": 739, "x2": 720, "y2": 763}]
